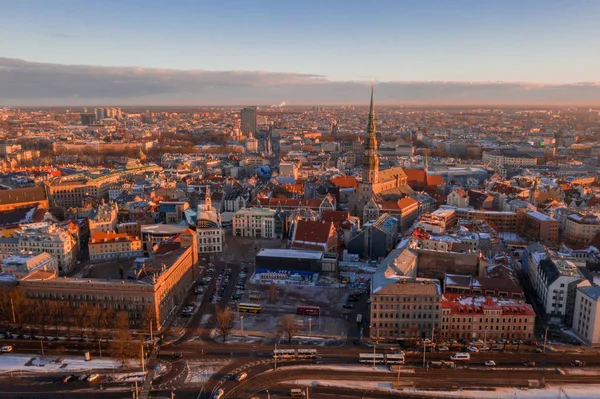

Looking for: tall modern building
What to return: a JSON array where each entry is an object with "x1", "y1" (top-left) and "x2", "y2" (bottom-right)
[{"x1": 241, "y1": 106, "x2": 257, "y2": 138}]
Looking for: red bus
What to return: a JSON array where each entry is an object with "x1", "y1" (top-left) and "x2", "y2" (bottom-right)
[{"x1": 297, "y1": 305, "x2": 320, "y2": 316}]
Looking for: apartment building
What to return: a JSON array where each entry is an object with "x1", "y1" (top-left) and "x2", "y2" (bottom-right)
[
  {"x1": 369, "y1": 277, "x2": 442, "y2": 340},
  {"x1": 88, "y1": 201, "x2": 118, "y2": 234},
  {"x1": 416, "y1": 208, "x2": 457, "y2": 234},
  {"x1": 527, "y1": 249, "x2": 590, "y2": 325},
  {"x1": 523, "y1": 211, "x2": 559, "y2": 242},
  {"x1": 13, "y1": 222, "x2": 77, "y2": 274},
  {"x1": 46, "y1": 166, "x2": 160, "y2": 207},
  {"x1": 88, "y1": 231, "x2": 143, "y2": 261},
  {"x1": 564, "y1": 213, "x2": 600, "y2": 246},
  {"x1": 440, "y1": 295, "x2": 535, "y2": 340},
  {"x1": 483, "y1": 150, "x2": 537, "y2": 168},
  {"x1": 572, "y1": 286, "x2": 600, "y2": 346},
  {"x1": 232, "y1": 207, "x2": 286, "y2": 239}
]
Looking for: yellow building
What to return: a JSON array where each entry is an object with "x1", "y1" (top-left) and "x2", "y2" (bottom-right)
[{"x1": 89, "y1": 231, "x2": 143, "y2": 261}]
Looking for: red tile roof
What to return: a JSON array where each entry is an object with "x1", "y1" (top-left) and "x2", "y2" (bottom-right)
[
  {"x1": 292, "y1": 220, "x2": 336, "y2": 250},
  {"x1": 330, "y1": 176, "x2": 358, "y2": 189}
]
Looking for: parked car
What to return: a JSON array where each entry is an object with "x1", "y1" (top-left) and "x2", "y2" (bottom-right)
[
  {"x1": 484, "y1": 360, "x2": 496, "y2": 366},
  {"x1": 523, "y1": 361, "x2": 536, "y2": 367},
  {"x1": 0, "y1": 345, "x2": 13, "y2": 352},
  {"x1": 213, "y1": 388, "x2": 224, "y2": 399},
  {"x1": 479, "y1": 346, "x2": 490, "y2": 351},
  {"x1": 436, "y1": 346, "x2": 449, "y2": 351},
  {"x1": 491, "y1": 346, "x2": 503, "y2": 351},
  {"x1": 342, "y1": 304, "x2": 354, "y2": 309},
  {"x1": 172, "y1": 353, "x2": 182, "y2": 359},
  {"x1": 466, "y1": 346, "x2": 479, "y2": 353}
]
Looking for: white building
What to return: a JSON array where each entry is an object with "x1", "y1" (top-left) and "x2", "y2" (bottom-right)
[
  {"x1": 233, "y1": 207, "x2": 279, "y2": 239},
  {"x1": 196, "y1": 189, "x2": 223, "y2": 254},
  {"x1": 573, "y1": 286, "x2": 600, "y2": 346},
  {"x1": 13, "y1": 222, "x2": 77, "y2": 274},
  {"x1": 564, "y1": 213, "x2": 600, "y2": 245},
  {"x1": 527, "y1": 249, "x2": 590, "y2": 324},
  {"x1": 88, "y1": 201, "x2": 119, "y2": 234},
  {"x1": 483, "y1": 151, "x2": 537, "y2": 168},
  {"x1": 446, "y1": 189, "x2": 469, "y2": 208}
]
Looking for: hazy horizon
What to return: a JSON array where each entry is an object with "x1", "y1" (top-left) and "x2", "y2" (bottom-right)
[{"x1": 1, "y1": 57, "x2": 600, "y2": 107}]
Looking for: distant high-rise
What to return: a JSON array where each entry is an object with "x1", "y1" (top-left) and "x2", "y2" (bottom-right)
[
  {"x1": 80, "y1": 113, "x2": 97, "y2": 126},
  {"x1": 240, "y1": 106, "x2": 257, "y2": 137}
]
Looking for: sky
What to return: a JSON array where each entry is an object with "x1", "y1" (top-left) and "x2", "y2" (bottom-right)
[{"x1": 0, "y1": 0, "x2": 599, "y2": 105}]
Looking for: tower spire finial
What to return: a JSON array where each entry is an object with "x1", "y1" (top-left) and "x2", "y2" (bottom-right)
[{"x1": 367, "y1": 82, "x2": 376, "y2": 136}]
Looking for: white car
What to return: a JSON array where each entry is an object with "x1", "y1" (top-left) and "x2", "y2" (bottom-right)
[
  {"x1": 466, "y1": 346, "x2": 479, "y2": 353},
  {"x1": 484, "y1": 360, "x2": 496, "y2": 366},
  {"x1": 0, "y1": 346, "x2": 12, "y2": 352}
]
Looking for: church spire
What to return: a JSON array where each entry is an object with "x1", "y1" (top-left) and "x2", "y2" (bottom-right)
[
  {"x1": 367, "y1": 83, "x2": 376, "y2": 136},
  {"x1": 362, "y1": 84, "x2": 379, "y2": 184}
]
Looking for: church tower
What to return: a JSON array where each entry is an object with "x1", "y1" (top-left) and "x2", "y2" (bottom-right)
[{"x1": 362, "y1": 84, "x2": 379, "y2": 184}]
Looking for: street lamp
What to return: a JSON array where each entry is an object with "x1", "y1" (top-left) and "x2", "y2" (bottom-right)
[
  {"x1": 240, "y1": 315, "x2": 244, "y2": 334},
  {"x1": 266, "y1": 389, "x2": 271, "y2": 399},
  {"x1": 308, "y1": 317, "x2": 312, "y2": 335}
]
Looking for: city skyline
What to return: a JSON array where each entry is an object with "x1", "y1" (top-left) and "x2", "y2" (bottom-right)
[{"x1": 1, "y1": 1, "x2": 600, "y2": 105}]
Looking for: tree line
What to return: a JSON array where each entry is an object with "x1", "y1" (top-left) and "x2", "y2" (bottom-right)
[{"x1": 0, "y1": 287, "x2": 152, "y2": 365}]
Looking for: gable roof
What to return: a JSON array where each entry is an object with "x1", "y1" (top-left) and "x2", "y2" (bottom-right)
[{"x1": 0, "y1": 186, "x2": 47, "y2": 206}]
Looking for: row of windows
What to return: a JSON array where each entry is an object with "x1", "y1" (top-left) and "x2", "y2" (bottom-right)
[{"x1": 373, "y1": 312, "x2": 438, "y2": 320}]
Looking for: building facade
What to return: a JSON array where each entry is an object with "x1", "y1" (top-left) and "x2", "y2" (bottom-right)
[
  {"x1": 20, "y1": 241, "x2": 197, "y2": 331},
  {"x1": 88, "y1": 231, "x2": 143, "y2": 261},
  {"x1": 370, "y1": 277, "x2": 442, "y2": 340},
  {"x1": 572, "y1": 286, "x2": 600, "y2": 346},
  {"x1": 13, "y1": 222, "x2": 77, "y2": 274},
  {"x1": 440, "y1": 295, "x2": 535, "y2": 340},
  {"x1": 232, "y1": 207, "x2": 286, "y2": 239}
]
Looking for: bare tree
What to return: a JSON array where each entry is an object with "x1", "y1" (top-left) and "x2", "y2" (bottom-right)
[
  {"x1": 277, "y1": 315, "x2": 302, "y2": 344},
  {"x1": 99, "y1": 307, "x2": 115, "y2": 343},
  {"x1": 75, "y1": 304, "x2": 89, "y2": 340},
  {"x1": 109, "y1": 329, "x2": 138, "y2": 366},
  {"x1": 215, "y1": 306, "x2": 235, "y2": 342},
  {"x1": 141, "y1": 306, "x2": 155, "y2": 338},
  {"x1": 86, "y1": 305, "x2": 103, "y2": 341}
]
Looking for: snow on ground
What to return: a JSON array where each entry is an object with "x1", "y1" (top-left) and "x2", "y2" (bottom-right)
[
  {"x1": 109, "y1": 371, "x2": 147, "y2": 382},
  {"x1": 286, "y1": 379, "x2": 600, "y2": 399},
  {"x1": 185, "y1": 360, "x2": 230, "y2": 385},
  {"x1": 200, "y1": 314, "x2": 212, "y2": 325},
  {"x1": 0, "y1": 354, "x2": 122, "y2": 373},
  {"x1": 565, "y1": 368, "x2": 600, "y2": 375}
]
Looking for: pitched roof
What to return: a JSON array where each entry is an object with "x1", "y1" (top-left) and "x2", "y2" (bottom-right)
[
  {"x1": 0, "y1": 186, "x2": 47, "y2": 206},
  {"x1": 330, "y1": 176, "x2": 358, "y2": 189},
  {"x1": 321, "y1": 210, "x2": 350, "y2": 223},
  {"x1": 403, "y1": 169, "x2": 426, "y2": 185},
  {"x1": 293, "y1": 220, "x2": 334, "y2": 244}
]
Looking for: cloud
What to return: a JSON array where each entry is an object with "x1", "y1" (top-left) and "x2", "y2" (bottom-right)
[{"x1": 0, "y1": 58, "x2": 599, "y2": 106}]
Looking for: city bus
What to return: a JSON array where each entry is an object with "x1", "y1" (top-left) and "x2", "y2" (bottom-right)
[
  {"x1": 297, "y1": 349, "x2": 318, "y2": 359},
  {"x1": 386, "y1": 352, "x2": 405, "y2": 365},
  {"x1": 273, "y1": 349, "x2": 296, "y2": 359},
  {"x1": 296, "y1": 305, "x2": 320, "y2": 316},
  {"x1": 356, "y1": 314, "x2": 363, "y2": 324},
  {"x1": 237, "y1": 302, "x2": 263, "y2": 313},
  {"x1": 358, "y1": 353, "x2": 385, "y2": 364}
]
